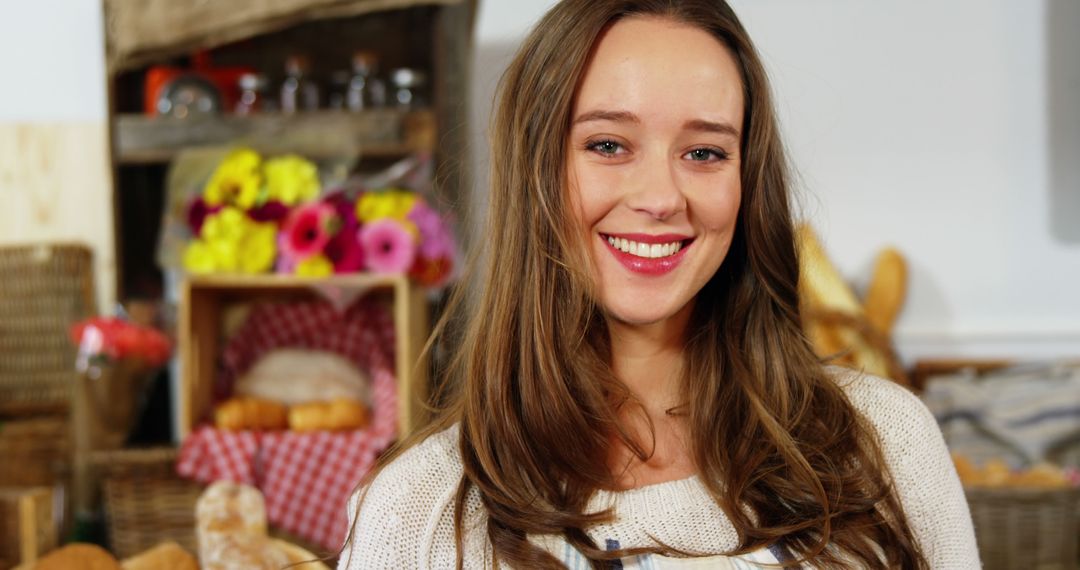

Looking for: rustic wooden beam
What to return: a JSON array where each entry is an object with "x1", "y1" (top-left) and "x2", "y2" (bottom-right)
[
  {"x1": 104, "y1": 0, "x2": 465, "y2": 75},
  {"x1": 114, "y1": 109, "x2": 435, "y2": 164}
]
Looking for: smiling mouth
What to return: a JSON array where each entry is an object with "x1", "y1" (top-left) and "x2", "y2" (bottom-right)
[{"x1": 600, "y1": 234, "x2": 694, "y2": 259}]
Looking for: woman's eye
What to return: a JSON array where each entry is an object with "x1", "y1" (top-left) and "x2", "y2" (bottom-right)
[
  {"x1": 586, "y1": 140, "x2": 625, "y2": 156},
  {"x1": 684, "y1": 148, "x2": 728, "y2": 162}
]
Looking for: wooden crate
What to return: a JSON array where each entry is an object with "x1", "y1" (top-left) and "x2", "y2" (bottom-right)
[
  {"x1": 179, "y1": 273, "x2": 430, "y2": 440},
  {"x1": 0, "y1": 487, "x2": 56, "y2": 570}
]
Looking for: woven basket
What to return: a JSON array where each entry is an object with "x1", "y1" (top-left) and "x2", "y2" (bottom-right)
[
  {"x1": 0, "y1": 417, "x2": 71, "y2": 488},
  {"x1": 0, "y1": 487, "x2": 56, "y2": 570},
  {"x1": 0, "y1": 244, "x2": 95, "y2": 416},
  {"x1": 93, "y1": 448, "x2": 202, "y2": 559},
  {"x1": 967, "y1": 485, "x2": 1080, "y2": 570}
]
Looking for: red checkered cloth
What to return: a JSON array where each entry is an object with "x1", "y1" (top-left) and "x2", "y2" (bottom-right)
[{"x1": 177, "y1": 297, "x2": 398, "y2": 550}]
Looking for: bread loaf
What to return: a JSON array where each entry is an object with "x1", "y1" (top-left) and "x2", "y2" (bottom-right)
[
  {"x1": 196, "y1": 481, "x2": 286, "y2": 569},
  {"x1": 214, "y1": 397, "x2": 288, "y2": 431},
  {"x1": 289, "y1": 398, "x2": 369, "y2": 432},
  {"x1": 35, "y1": 543, "x2": 121, "y2": 570},
  {"x1": 120, "y1": 541, "x2": 197, "y2": 570},
  {"x1": 235, "y1": 349, "x2": 371, "y2": 406}
]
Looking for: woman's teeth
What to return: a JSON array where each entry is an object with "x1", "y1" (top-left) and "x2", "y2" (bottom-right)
[{"x1": 606, "y1": 236, "x2": 683, "y2": 258}]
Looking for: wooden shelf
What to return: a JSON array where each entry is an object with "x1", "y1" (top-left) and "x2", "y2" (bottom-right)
[
  {"x1": 178, "y1": 272, "x2": 431, "y2": 440},
  {"x1": 114, "y1": 109, "x2": 435, "y2": 164}
]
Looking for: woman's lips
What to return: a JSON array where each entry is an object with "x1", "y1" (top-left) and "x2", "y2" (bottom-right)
[{"x1": 600, "y1": 233, "x2": 693, "y2": 276}]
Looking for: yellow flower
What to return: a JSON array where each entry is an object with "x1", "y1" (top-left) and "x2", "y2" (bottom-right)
[
  {"x1": 182, "y1": 240, "x2": 217, "y2": 274},
  {"x1": 264, "y1": 155, "x2": 320, "y2": 206},
  {"x1": 355, "y1": 189, "x2": 417, "y2": 223},
  {"x1": 204, "y1": 148, "x2": 263, "y2": 209},
  {"x1": 295, "y1": 254, "x2": 334, "y2": 277},
  {"x1": 239, "y1": 223, "x2": 278, "y2": 274},
  {"x1": 201, "y1": 207, "x2": 249, "y2": 243},
  {"x1": 208, "y1": 240, "x2": 240, "y2": 272}
]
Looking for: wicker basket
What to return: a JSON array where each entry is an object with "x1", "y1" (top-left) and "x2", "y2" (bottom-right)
[
  {"x1": 93, "y1": 447, "x2": 202, "y2": 559},
  {"x1": 0, "y1": 244, "x2": 95, "y2": 416},
  {"x1": 0, "y1": 487, "x2": 56, "y2": 570},
  {"x1": 0, "y1": 416, "x2": 71, "y2": 488},
  {"x1": 967, "y1": 485, "x2": 1080, "y2": 570}
]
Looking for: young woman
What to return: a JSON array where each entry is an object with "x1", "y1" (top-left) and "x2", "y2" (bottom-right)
[{"x1": 339, "y1": 1, "x2": 979, "y2": 568}]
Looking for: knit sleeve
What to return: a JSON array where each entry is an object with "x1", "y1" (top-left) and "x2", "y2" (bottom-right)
[
  {"x1": 336, "y1": 427, "x2": 467, "y2": 570},
  {"x1": 836, "y1": 368, "x2": 982, "y2": 570}
]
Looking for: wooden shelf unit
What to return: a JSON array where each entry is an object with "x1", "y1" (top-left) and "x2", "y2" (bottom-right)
[
  {"x1": 113, "y1": 109, "x2": 435, "y2": 165},
  {"x1": 178, "y1": 273, "x2": 431, "y2": 440}
]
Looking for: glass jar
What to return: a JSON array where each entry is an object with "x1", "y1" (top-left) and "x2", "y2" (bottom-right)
[{"x1": 389, "y1": 67, "x2": 427, "y2": 110}]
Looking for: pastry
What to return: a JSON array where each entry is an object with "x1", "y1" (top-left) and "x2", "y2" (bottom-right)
[
  {"x1": 35, "y1": 543, "x2": 121, "y2": 570},
  {"x1": 214, "y1": 397, "x2": 288, "y2": 431},
  {"x1": 120, "y1": 541, "x2": 197, "y2": 570},
  {"x1": 289, "y1": 398, "x2": 369, "y2": 432}
]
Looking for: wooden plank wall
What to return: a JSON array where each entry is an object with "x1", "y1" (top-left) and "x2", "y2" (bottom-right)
[{"x1": 0, "y1": 122, "x2": 117, "y2": 312}]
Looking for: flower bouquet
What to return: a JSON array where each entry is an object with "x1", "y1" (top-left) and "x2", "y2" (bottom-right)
[
  {"x1": 180, "y1": 148, "x2": 456, "y2": 288},
  {"x1": 69, "y1": 316, "x2": 173, "y2": 449}
]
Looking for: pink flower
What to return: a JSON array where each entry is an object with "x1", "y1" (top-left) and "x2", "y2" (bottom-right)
[
  {"x1": 281, "y1": 202, "x2": 337, "y2": 260},
  {"x1": 407, "y1": 201, "x2": 454, "y2": 259},
  {"x1": 275, "y1": 233, "x2": 296, "y2": 273},
  {"x1": 360, "y1": 219, "x2": 417, "y2": 274}
]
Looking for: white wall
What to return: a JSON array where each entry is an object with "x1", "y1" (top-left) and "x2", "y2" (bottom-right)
[
  {"x1": 471, "y1": 0, "x2": 1080, "y2": 363},
  {"x1": 0, "y1": 0, "x2": 114, "y2": 314},
  {"x1": 0, "y1": 1, "x2": 107, "y2": 121}
]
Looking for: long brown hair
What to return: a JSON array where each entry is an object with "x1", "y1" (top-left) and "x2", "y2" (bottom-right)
[{"x1": 356, "y1": 1, "x2": 929, "y2": 568}]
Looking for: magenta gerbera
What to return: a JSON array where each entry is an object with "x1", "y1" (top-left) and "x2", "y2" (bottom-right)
[
  {"x1": 359, "y1": 219, "x2": 417, "y2": 274},
  {"x1": 186, "y1": 197, "x2": 222, "y2": 236},
  {"x1": 248, "y1": 200, "x2": 290, "y2": 223},
  {"x1": 281, "y1": 202, "x2": 337, "y2": 260}
]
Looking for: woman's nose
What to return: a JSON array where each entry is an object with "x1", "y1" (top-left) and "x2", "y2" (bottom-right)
[{"x1": 626, "y1": 155, "x2": 686, "y2": 221}]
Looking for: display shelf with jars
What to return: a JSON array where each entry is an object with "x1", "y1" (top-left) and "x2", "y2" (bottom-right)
[{"x1": 105, "y1": 0, "x2": 476, "y2": 303}]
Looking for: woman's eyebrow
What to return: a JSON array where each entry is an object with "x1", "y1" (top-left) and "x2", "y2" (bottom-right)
[
  {"x1": 572, "y1": 110, "x2": 741, "y2": 139},
  {"x1": 684, "y1": 119, "x2": 741, "y2": 139},
  {"x1": 572, "y1": 109, "x2": 640, "y2": 125}
]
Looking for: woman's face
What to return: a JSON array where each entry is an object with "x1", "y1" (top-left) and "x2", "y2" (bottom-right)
[{"x1": 567, "y1": 16, "x2": 744, "y2": 328}]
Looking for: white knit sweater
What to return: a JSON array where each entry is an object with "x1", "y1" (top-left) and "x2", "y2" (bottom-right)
[{"x1": 338, "y1": 366, "x2": 981, "y2": 569}]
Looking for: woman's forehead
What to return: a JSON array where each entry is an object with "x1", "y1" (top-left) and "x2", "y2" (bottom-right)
[{"x1": 572, "y1": 16, "x2": 744, "y2": 132}]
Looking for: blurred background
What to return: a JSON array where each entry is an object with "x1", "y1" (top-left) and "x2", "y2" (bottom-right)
[{"x1": 0, "y1": 1, "x2": 1077, "y2": 569}]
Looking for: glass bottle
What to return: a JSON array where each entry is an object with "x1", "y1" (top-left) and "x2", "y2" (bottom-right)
[
  {"x1": 346, "y1": 51, "x2": 386, "y2": 111},
  {"x1": 234, "y1": 72, "x2": 268, "y2": 116},
  {"x1": 280, "y1": 55, "x2": 320, "y2": 114}
]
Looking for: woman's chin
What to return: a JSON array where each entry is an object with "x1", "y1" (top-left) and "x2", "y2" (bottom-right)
[{"x1": 602, "y1": 299, "x2": 689, "y2": 329}]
